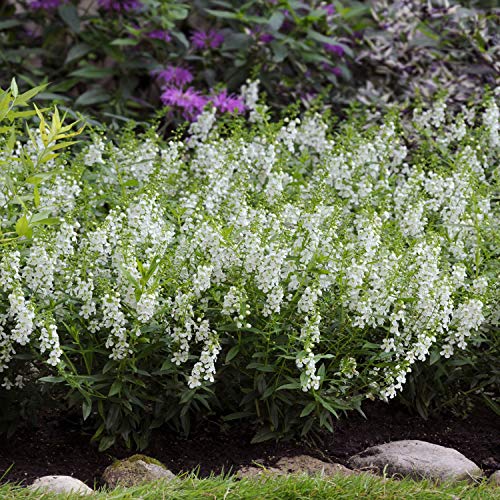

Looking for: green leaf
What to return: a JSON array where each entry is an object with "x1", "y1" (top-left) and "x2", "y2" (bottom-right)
[
  {"x1": 10, "y1": 78, "x2": 18, "y2": 99},
  {"x1": 338, "y1": 4, "x2": 370, "y2": 19},
  {"x1": 307, "y1": 29, "x2": 337, "y2": 45},
  {"x1": 301, "y1": 417, "x2": 315, "y2": 436},
  {"x1": 98, "y1": 435, "x2": 116, "y2": 452},
  {"x1": 16, "y1": 83, "x2": 49, "y2": 106},
  {"x1": 276, "y1": 382, "x2": 301, "y2": 391},
  {"x1": 429, "y1": 350, "x2": 441, "y2": 365},
  {"x1": 159, "y1": 359, "x2": 175, "y2": 372},
  {"x1": 39, "y1": 376, "x2": 65, "y2": 383},
  {"x1": 482, "y1": 393, "x2": 500, "y2": 416},
  {"x1": 172, "y1": 31, "x2": 189, "y2": 49},
  {"x1": 33, "y1": 186, "x2": 40, "y2": 208},
  {"x1": 82, "y1": 399, "x2": 92, "y2": 420},
  {"x1": 271, "y1": 42, "x2": 288, "y2": 63},
  {"x1": 110, "y1": 38, "x2": 139, "y2": 47},
  {"x1": 416, "y1": 22, "x2": 439, "y2": 41},
  {"x1": 300, "y1": 402, "x2": 316, "y2": 417},
  {"x1": 250, "y1": 427, "x2": 278, "y2": 443},
  {"x1": 108, "y1": 379, "x2": 122, "y2": 397},
  {"x1": 58, "y1": 4, "x2": 80, "y2": 33},
  {"x1": 222, "y1": 33, "x2": 251, "y2": 51},
  {"x1": 268, "y1": 11, "x2": 285, "y2": 31},
  {"x1": 15, "y1": 215, "x2": 31, "y2": 238},
  {"x1": 225, "y1": 344, "x2": 240, "y2": 363},
  {"x1": 65, "y1": 43, "x2": 92, "y2": 63},
  {"x1": 223, "y1": 411, "x2": 254, "y2": 421},
  {"x1": 0, "y1": 20, "x2": 21, "y2": 30},
  {"x1": 70, "y1": 66, "x2": 115, "y2": 79},
  {"x1": 75, "y1": 88, "x2": 111, "y2": 106},
  {"x1": 91, "y1": 423, "x2": 105, "y2": 442},
  {"x1": 123, "y1": 179, "x2": 139, "y2": 187},
  {"x1": 205, "y1": 8, "x2": 239, "y2": 20},
  {"x1": 246, "y1": 362, "x2": 275, "y2": 372},
  {"x1": 316, "y1": 397, "x2": 339, "y2": 418}
]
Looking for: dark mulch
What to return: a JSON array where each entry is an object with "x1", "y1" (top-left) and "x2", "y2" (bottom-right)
[{"x1": 0, "y1": 401, "x2": 498, "y2": 487}]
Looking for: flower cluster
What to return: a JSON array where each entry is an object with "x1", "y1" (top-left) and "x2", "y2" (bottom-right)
[
  {"x1": 0, "y1": 95, "x2": 497, "y2": 437},
  {"x1": 159, "y1": 79, "x2": 246, "y2": 121}
]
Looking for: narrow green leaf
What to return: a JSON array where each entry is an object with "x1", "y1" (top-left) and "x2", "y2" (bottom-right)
[
  {"x1": 58, "y1": 4, "x2": 80, "y2": 33},
  {"x1": 225, "y1": 345, "x2": 240, "y2": 363}
]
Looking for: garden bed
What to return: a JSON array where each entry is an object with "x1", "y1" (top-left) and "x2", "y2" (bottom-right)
[{"x1": 1, "y1": 401, "x2": 498, "y2": 487}]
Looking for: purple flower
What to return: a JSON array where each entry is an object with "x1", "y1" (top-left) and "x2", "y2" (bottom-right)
[
  {"x1": 161, "y1": 87, "x2": 208, "y2": 120},
  {"x1": 191, "y1": 30, "x2": 224, "y2": 50},
  {"x1": 259, "y1": 33, "x2": 275, "y2": 44},
  {"x1": 29, "y1": 0, "x2": 64, "y2": 9},
  {"x1": 324, "y1": 43, "x2": 344, "y2": 57},
  {"x1": 322, "y1": 63, "x2": 342, "y2": 77},
  {"x1": 147, "y1": 30, "x2": 172, "y2": 42},
  {"x1": 97, "y1": 0, "x2": 142, "y2": 12},
  {"x1": 211, "y1": 89, "x2": 246, "y2": 114},
  {"x1": 322, "y1": 4, "x2": 336, "y2": 16},
  {"x1": 154, "y1": 66, "x2": 194, "y2": 87}
]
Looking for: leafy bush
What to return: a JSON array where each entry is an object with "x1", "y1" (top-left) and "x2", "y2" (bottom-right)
[
  {"x1": 400, "y1": 324, "x2": 499, "y2": 419},
  {"x1": 2, "y1": 1, "x2": 497, "y2": 124},
  {"x1": 1, "y1": 0, "x2": 367, "y2": 124},
  {"x1": 354, "y1": 0, "x2": 499, "y2": 108},
  {"x1": 0, "y1": 79, "x2": 498, "y2": 450}
]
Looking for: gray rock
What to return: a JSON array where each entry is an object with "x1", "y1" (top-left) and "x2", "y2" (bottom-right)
[
  {"x1": 237, "y1": 455, "x2": 353, "y2": 479},
  {"x1": 102, "y1": 454, "x2": 175, "y2": 488},
  {"x1": 488, "y1": 470, "x2": 500, "y2": 486},
  {"x1": 29, "y1": 476, "x2": 93, "y2": 495},
  {"x1": 349, "y1": 440, "x2": 483, "y2": 483}
]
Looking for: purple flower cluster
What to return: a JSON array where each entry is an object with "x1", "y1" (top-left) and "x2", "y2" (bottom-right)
[
  {"x1": 160, "y1": 86, "x2": 246, "y2": 121},
  {"x1": 324, "y1": 43, "x2": 345, "y2": 57},
  {"x1": 29, "y1": 0, "x2": 64, "y2": 9},
  {"x1": 211, "y1": 90, "x2": 245, "y2": 114},
  {"x1": 97, "y1": 0, "x2": 142, "y2": 12},
  {"x1": 250, "y1": 27, "x2": 275, "y2": 44},
  {"x1": 322, "y1": 64, "x2": 342, "y2": 77},
  {"x1": 161, "y1": 87, "x2": 208, "y2": 120},
  {"x1": 155, "y1": 66, "x2": 194, "y2": 87},
  {"x1": 147, "y1": 30, "x2": 172, "y2": 42},
  {"x1": 322, "y1": 4, "x2": 336, "y2": 16},
  {"x1": 157, "y1": 65, "x2": 246, "y2": 120},
  {"x1": 191, "y1": 30, "x2": 224, "y2": 50}
]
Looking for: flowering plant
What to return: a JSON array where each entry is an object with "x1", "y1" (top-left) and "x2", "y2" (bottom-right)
[
  {"x1": 3, "y1": 1, "x2": 498, "y2": 124},
  {"x1": 0, "y1": 80, "x2": 498, "y2": 449},
  {"x1": 0, "y1": 0, "x2": 366, "y2": 124}
]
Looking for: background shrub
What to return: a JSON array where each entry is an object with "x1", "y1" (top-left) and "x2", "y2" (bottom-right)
[{"x1": 1, "y1": 1, "x2": 497, "y2": 126}]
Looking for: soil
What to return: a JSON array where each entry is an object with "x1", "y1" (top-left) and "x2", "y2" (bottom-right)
[{"x1": 0, "y1": 401, "x2": 498, "y2": 487}]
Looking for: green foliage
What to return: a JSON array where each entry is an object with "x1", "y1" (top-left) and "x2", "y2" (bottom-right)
[
  {"x1": 0, "y1": 0, "x2": 368, "y2": 124},
  {"x1": 400, "y1": 328, "x2": 500, "y2": 420},
  {"x1": 0, "y1": 78, "x2": 83, "y2": 246},
  {"x1": 3, "y1": 1, "x2": 495, "y2": 125}
]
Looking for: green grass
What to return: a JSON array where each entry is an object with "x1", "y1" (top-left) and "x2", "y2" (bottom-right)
[{"x1": 1, "y1": 473, "x2": 498, "y2": 500}]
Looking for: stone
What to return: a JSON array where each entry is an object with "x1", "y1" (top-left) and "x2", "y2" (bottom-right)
[
  {"x1": 236, "y1": 464, "x2": 282, "y2": 478},
  {"x1": 488, "y1": 470, "x2": 500, "y2": 486},
  {"x1": 102, "y1": 454, "x2": 176, "y2": 489},
  {"x1": 237, "y1": 455, "x2": 353, "y2": 479},
  {"x1": 29, "y1": 476, "x2": 93, "y2": 495},
  {"x1": 275, "y1": 455, "x2": 353, "y2": 477},
  {"x1": 349, "y1": 440, "x2": 483, "y2": 483}
]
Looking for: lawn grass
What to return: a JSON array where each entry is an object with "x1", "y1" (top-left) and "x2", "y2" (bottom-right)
[{"x1": 0, "y1": 473, "x2": 497, "y2": 499}]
